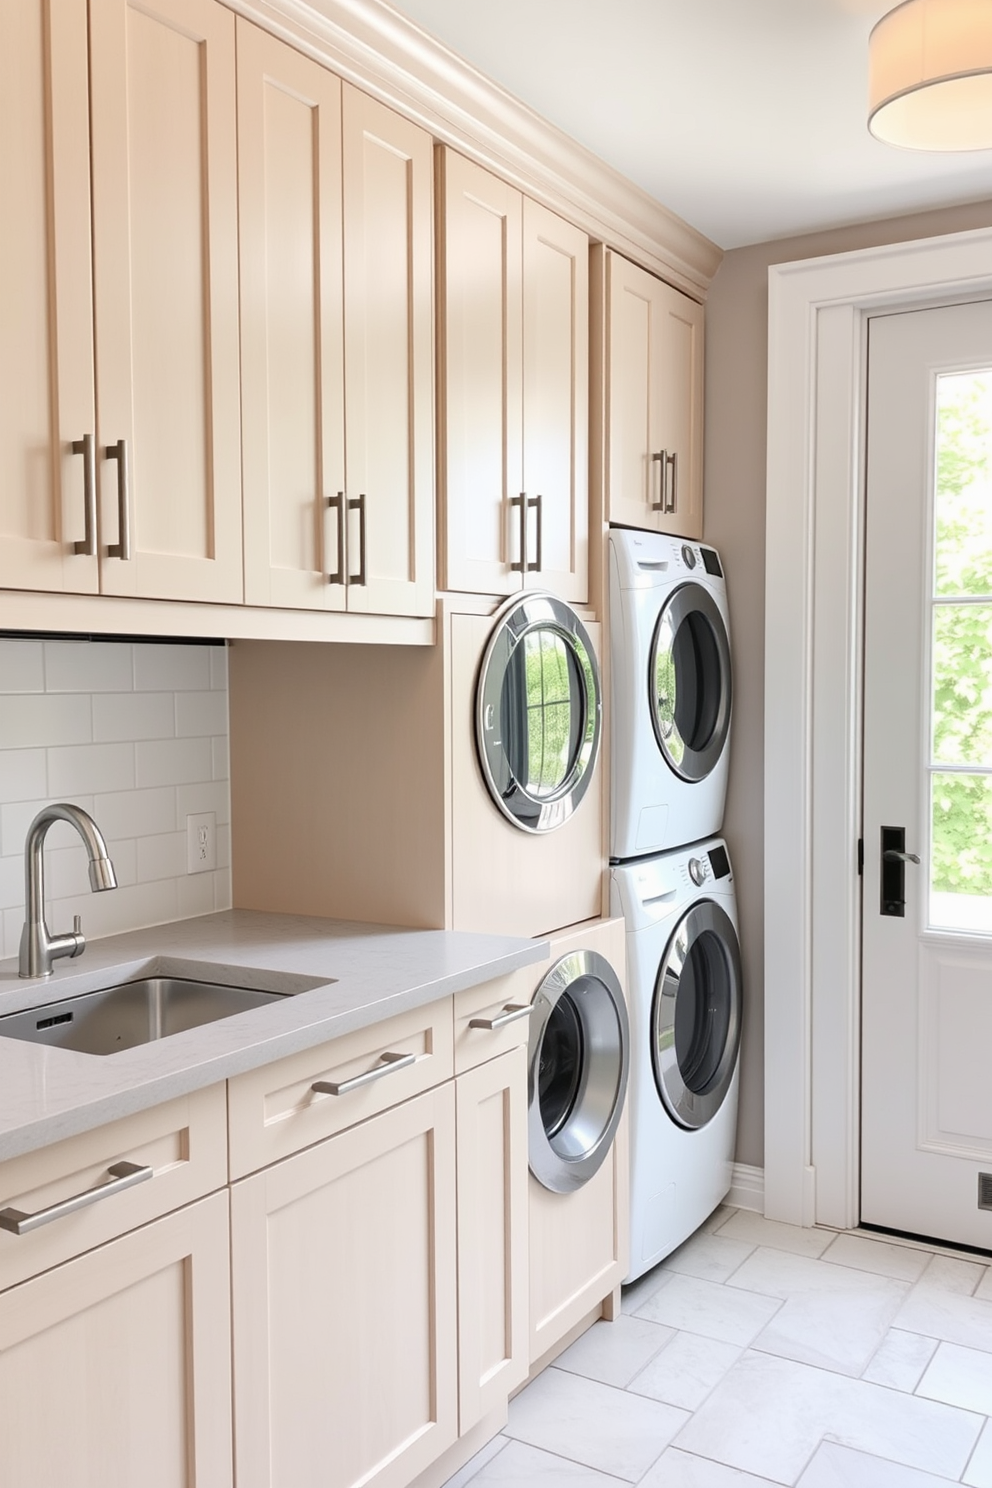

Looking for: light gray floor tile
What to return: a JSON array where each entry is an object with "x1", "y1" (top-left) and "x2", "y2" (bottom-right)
[
  {"x1": 621, "y1": 1265, "x2": 672, "y2": 1317},
  {"x1": 661, "y1": 1232, "x2": 755, "y2": 1284},
  {"x1": 796, "y1": 1440, "x2": 964, "y2": 1487},
  {"x1": 862, "y1": 1328, "x2": 939, "y2": 1390},
  {"x1": 964, "y1": 1418, "x2": 992, "y2": 1487},
  {"x1": 701, "y1": 1205, "x2": 738, "y2": 1234},
  {"x1": 974, "y1": 1266, "x2": 992, "y2": 1302},
  {"x1": 729, "y1": 1246, "x2": 909, "y2": 1376},
  {"x1": 463, "y1": 1440, "x2": 630, "y2": 1487},
  {"x1": 915, "y1": 1254, "x2": 985, "y2": 1296},
  {"x1": 629, "y1": 1332, "x2": 742, "y2": 1411},
  {"x1": 440, "y1": 1435, "x2": 509, "y2": 1488},
  {"x1": 506, "y1": 1367, "x2": 689, "y2": 1483},
  {"x1": 635, "y1": 1272, "x2": 782, "y2": 1347},
  {"x1": 555, "y1": 1316, "x2": 676, "y2": 1389},
  {"x1": 639, "y1": 1447, "x2": 779, "y2": 1487},
  {"x1": 673, "y1": 1350, "x2": 982, "y2": 1483},
  {"x1": 819, "y1": 1232, "x2": 932, "y2": 1282},
  {"x1": 711, "y1": 1210, "x2": 834, "y2": 1258},
  {"x1": 895, "y1": 1275, "x2": 992, "y2": 1351},
  {"x1": 917, "y1": 1340, "x2": 992, "y2": 1414}
]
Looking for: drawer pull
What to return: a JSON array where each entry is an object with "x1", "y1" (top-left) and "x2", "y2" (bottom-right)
[
  {"x1": 0, "y1": 1160, "x2": 153, "y2": 1236},
  {"x1": 312, "y1": 1050, "x2": 416, "y2": 1097},
  {"x1": 469, "y1": 1003, "x2": 533, "y2": 1031}
]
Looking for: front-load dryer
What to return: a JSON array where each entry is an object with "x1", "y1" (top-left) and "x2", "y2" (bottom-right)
[
  {"x1": 611, "y1": 839, "x2": 742, "y2": 1281},
  {"x1": 521, "y1": 917, "x2": 631, "y2": 1364},
  {"x1": 609, "y1": 527, "x2": 732, "y2": 860}
]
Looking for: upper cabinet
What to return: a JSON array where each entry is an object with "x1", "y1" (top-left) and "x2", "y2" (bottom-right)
[
  {"x1": 603, "y1": 250, "x2": 704, "y2": 540},
  {"x1": 438, "y1": 150, "x2": 589, "y2": 603},
  {"x1": 239, "y1": 27, "x2": 434, "y2": 619}
]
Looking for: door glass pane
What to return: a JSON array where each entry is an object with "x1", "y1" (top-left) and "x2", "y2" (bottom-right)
[
  {"x1": 930, "y1": 368, "x2": 992, "y2": 932},
  {"x1": 934, "y1": 372, "x2": 992, "y2": 597},
  {"x1": 502, "y1": 628, "x2": 582, "y2": 797}
]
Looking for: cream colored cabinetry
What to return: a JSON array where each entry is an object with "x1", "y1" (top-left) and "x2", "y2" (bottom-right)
[
  {"x1": 603, "y1": 249, "x2": 704, "y2": 538},
  {"x1": 238, "y1": 23, "x2": 434, "y2": 619},
  {"x1": 439, "y1": 150, "x2": 588, "y2": 602},
  {"x1": 0, "y1": 1088, "x2": 233, "y2": 1487},
  {"x1": 0, "y1": 0, "x2": 243, "y2": 604}
]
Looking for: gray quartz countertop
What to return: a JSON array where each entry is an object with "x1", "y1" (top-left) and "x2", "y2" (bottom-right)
[{"x1": 0, "y1": 910, "x2": 549, "y2": 1161}]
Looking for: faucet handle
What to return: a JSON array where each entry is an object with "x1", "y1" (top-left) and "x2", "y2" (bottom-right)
[{"x1": 70, "y1": 915, "x2": 85, "y2": 958}]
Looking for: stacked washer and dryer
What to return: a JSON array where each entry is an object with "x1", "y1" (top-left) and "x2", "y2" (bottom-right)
[{"x1": 608, "y1": 527, "x2": 744, "y2": 1282}]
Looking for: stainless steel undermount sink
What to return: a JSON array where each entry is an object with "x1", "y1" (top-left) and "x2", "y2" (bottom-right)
[{"x1": 0, "y1": 976, "x2": 289, "y2": 1057}]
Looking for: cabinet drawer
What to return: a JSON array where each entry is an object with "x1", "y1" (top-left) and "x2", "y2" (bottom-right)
[
  {"x1": 228, "y1": 997, "x2": 454, "y2": 1178},
  {"x1": 454, "y1": 963, "x2": 547, "y2": 1075},
  {"x1": 0, "y1": 1083, "x2": 227, "y2": 1293}
]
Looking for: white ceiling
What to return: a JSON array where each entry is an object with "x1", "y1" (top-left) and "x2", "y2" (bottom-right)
[{"x1": 384, "y1": 0, "x2": 992, "y2": 249}]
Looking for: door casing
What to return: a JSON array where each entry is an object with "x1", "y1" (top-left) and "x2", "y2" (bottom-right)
[{"x1": 765, "y1": 226, "x2": 992, "y2": 1231}]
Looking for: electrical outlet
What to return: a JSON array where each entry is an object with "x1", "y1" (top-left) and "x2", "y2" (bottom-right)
[{"x1": 186, "y1": 812, "x2": 217, "y2": 875}]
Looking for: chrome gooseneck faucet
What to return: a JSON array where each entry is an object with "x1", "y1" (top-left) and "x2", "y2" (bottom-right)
[{"x1": 19, "y1": 804, "x2": 118, "y2": 979}]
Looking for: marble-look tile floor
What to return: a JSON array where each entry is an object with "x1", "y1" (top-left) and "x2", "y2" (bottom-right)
[{"x1": 442, "y1": 1208, "x2": 992, "y2": 1488}]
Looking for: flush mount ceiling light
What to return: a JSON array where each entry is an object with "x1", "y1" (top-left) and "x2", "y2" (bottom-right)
[{"x1": 868, "y1": 0, "x2": 992, "y2": 149}]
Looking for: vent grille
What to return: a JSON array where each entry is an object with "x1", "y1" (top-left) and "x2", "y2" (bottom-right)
[{"x1": 979, "y1": 1174, "x2": 992, "y2": 1211}]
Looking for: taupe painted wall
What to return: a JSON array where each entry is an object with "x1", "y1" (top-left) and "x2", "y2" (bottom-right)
[{"x1": 703, "y1": 197, "x2": 992, "y2": 1171}]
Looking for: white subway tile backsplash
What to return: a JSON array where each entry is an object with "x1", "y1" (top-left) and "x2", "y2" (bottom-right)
[
  {"x1": 0, "y1": 750, "x2": 47, "y2": 804},
  {"x1": 0, "y1": 694, "x2": 91, "y2": 750},
  {"x1": 48, "y1": 741, "x2": 136, "y2": 796},
  {"x1": 92, "y1": 786, "x2": 178, "y2": 840},
  {"x1": 134, "y1": 643, "x2": 211, "y2": 693},
  {"x1": 136, "y1": 737, "x2": 212, "y2": 789},
  {"x1": 44, "y1": 640, "x2": 133, "y2": 693},
  {"x1": 0, "y1": 640, "x2": 44, "y2": 694},
  {"x1": 175, "y1": 690, "x2": 228, "y2": 738},
  {"x1": 93, "y1": 691, "x2": 175, "y2": 743},
  {"x1": 0, "y1": 641, "x2": 229, "y2": 959}
]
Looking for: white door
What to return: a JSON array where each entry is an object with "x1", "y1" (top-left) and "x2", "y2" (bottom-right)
[{"x1": 861, "y1": 299, "x2": 992, "y2": 1248}]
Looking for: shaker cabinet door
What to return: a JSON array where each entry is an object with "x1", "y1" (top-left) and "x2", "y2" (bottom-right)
[
  {"x1": 606, "y1": 251, "x2": 703, "y2": 539},
  {"x1": 237, "y1": 19, "x2": 347, "y2": 613},
  {"x1": 438, "y1": 149, "x2": 524, "y2": 597},
  {"x1": 342, "y1": 86, "x2": 435, "y2": 618},
  {"x1": 89, "y1": 0, "x2": 244, "y2": 603},
  {"x1": 0, "y1": 0, "x2": 98, "y2": 594},
  {"x1": 231, "y1": 1084, "x2": 458, "y2": 1488}
]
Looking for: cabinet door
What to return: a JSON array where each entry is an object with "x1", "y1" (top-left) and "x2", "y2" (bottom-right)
[
  {"x1": 521, "y1": 199, "x2": 588, "y2": 603},
  {"x1": 237, "y1": 20, "x2": 346, "y2": 612},
  {"x1": 456, "y1": 1045, "x2": 529, "y2": 1433},
  {"x1": 0, "y1": 0, "x2": 98, "y2": 594},
  {"x1": 606, "y1": 252, "x2": 703, "y2": 538},
  {"x1": 438, "y1": 149, "x2": 523, "y2": 597},
  {"x1": 0, "y1": 1189, "x2": 232, "y2": 1488},
  {"x1": 342, "y1": 85, "x2": 434, "y2": 618},
  {"x1": 89, "y1": 0, "x2": 243, "y2": 603},
  {"x1": 232, "y1": 1084, "x2": 458, "y2": 1488}
]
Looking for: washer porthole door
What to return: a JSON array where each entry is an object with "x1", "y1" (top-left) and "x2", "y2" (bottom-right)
[
  {"x1": 652, "y1": 900, "x2": 742, "y2": 1130},
  {"x1": 651, "y1": 584, "x2": 732, "y2": 783},
  {"x1": 476, "y1": 592, "x2": 602, "y2": 833}
]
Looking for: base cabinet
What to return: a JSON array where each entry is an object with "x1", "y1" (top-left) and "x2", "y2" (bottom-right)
[
  {"x1": 0, "y1": 1189, "x2": 233, "y2": 1488},
  {"x1": 231, "y1": 1084, "x2": 459, "y2": 1488}
]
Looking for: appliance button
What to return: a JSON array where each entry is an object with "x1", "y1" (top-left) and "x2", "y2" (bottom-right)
[
  {"x1": 681, "y1": 544, "x2": 697, "y2": 569},
  {"x1": 688, "y1": 857, "x2": 707, "y2": 886}
]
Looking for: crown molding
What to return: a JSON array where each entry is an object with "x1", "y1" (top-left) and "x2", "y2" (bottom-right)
[{"x1": 225, "y1": 0, "x2": 722, "y2": 297}]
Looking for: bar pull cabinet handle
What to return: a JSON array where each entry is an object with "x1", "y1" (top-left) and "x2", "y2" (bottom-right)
[
  {"x1": 105, "y1": 439, "x2": 132, "y2": 560},
  {"x1": 651, "y1": 450, "x2": 668, "y2": 511},
  {"x1": 510, "y1": 492, "x2": 527, "y2": 572},
  {"x1": 666, "y1": 451, "x2": 678, "y2": 514},
  {"x1": 348, "y1": 494, "x2": 366, "y2": 586},
  {"x1": 469, "y1": 1003, "x2": 534, "y2": 1031},
  {"x1": 880, "y1": 825, "x2": 919, "y2": 917},
  {"x1": 527, "y1": 493, "x2": 543, "y2": 573},
  {"x1": 327, "y1": 492, "x2": 346, "y2": 585},
  {"x1": 0, "y1": 1161, "x2": 152, "y2": 1236},
  {"x1": 312, "y1": 1050, "x2": 416, "y2": 1097},
  {"x1": 71, "y1": 434, "x2": 97, "y2": 556}
]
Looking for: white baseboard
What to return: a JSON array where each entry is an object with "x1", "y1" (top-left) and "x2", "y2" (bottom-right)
[{"x1": 728, "y1": 1163, "x2": 764, "y2": 1213}]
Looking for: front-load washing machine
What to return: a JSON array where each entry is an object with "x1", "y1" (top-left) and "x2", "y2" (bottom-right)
[
  {"x1": 521, "y1": 917, "x2": 631, "y2": 1364},
  {"x1": 611, "y1": 839, "x2": 742, "y2": 1281},
  {"x1": 609, "y1": 527, "x2": 733, "y2": 861}
]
